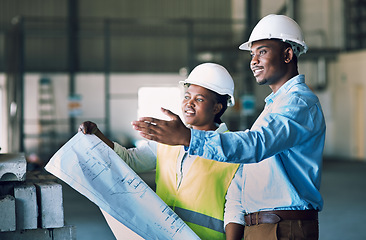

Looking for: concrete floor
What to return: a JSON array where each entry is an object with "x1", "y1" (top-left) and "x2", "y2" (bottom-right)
[
  {"x1": 62, "y1": 159, "x2": 366, "y2": 240},
  {"x1": 319, "y1": 159, "x2": 366, "y2": 240}
]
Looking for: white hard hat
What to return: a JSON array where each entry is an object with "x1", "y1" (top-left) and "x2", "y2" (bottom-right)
[
  {"x1": 239, "y1": 14, "x2": 308, "y2": 57},
  {"x1": 179, "y1": 63, "x2": 235, "y2": 106}
]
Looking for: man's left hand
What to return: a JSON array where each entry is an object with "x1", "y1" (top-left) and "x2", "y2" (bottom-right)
[{"x1": 132, "y1": 108, "x2": 191, "y2": 147}]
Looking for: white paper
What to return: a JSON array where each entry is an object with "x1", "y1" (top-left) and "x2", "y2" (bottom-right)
[
  {"x1": 100, "y1": 208, "x2": 144, "y2": 240},
  {"x1": 45, "y1": 132, "x2": 200, "y2": 240}
]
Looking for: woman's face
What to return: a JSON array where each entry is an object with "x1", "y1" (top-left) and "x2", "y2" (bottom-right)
[{"x1": 181, "y1": 84, "x2": 222, "y2": 131}]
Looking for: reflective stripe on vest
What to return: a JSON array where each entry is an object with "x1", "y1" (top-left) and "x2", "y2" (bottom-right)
[{"x1": 173, "y1": 206, "x2": 225, "y2": 233}]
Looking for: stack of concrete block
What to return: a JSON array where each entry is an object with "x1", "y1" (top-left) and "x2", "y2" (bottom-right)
[
  {"x1": 0, "y1": 153, "x2": 76, "y2": 240},
  {"x1": 0, "y1": 195, "x2": 16, "y2": 232}
]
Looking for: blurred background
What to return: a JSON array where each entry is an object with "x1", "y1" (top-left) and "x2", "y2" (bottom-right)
[{"x1": 0, "y1": 0, "x2": 365, "y2": 239}]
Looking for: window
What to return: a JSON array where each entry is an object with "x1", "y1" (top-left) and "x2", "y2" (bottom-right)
[{"x1": 138, "y1": 87, "x2": 183, "y2": 121}]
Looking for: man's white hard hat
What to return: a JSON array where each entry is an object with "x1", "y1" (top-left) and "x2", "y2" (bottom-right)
[
  {"x1": 179, "y1": 63, "x2": 235, "y2": 107},
  {"x1": 239, "y1": 14, "x2": 308, "y2": 57}
]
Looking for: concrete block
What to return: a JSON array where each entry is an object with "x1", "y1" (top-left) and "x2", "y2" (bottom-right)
[
  {"x1": 35, "y1": 182, "x2": 64, "y2": 228},
  {"x1": 14, "y1": 183, "x2": 38, "y2": 230},
  {"x1": 0, "y1": 225, "x2": 76, "y2": 240},
  {"x1": 0, "y1": 195, "x2": 16, "y2": 232},
  {"x1": 0, "y1": 153, "x2": 27, "y2": 182}
]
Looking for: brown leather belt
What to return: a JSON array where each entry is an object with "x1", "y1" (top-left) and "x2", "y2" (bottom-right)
[{"x1": 244, "y1": 210, "x2": 318, "y2": 226}]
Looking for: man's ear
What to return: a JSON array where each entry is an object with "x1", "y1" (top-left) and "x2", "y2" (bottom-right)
[{"x1": 284, "y1": 47, "x2": 294, "y2": 64}]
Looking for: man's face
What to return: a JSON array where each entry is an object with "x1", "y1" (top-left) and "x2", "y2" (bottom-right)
[
  {"x1": 250, "y1": 39, "x2": 287, "y2": 86},
  {"x1": 181, "y1": 84, "x2": 221, "y2": 131}
]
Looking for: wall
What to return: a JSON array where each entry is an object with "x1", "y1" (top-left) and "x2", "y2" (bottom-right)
[
  {"x1": 78, "y1": 0, "x2": 232, "y2": 19},
  {"x1": 0, "y1": 74, "x2": 6, "y2": 152},
  {"x1": 325, "y1": 50, "x2": 366, "y2": 160},
  {"x1": 0, "y1": 0, "x2": 240, "y2": 73},
  {"x1": 260, "y1": 0, "x2": 344, "y2": 49},
  {"x1": 23, "y1": 72, "x2": 185, "y2": 156}
]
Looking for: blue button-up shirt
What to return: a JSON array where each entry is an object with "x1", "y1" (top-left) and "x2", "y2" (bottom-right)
[{"x1": 187, "y1": 75, "x2": 326, "y2": 226}]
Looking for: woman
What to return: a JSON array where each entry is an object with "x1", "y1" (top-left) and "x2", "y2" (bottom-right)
[{"x1": 79, "y1": 63, "x2": 240, "y2": 240}]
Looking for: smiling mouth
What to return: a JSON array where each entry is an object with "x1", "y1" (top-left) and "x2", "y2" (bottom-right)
[
  {"x1": 184, "y1": 108, "x2": 195, "y2": 116},
  {"x1": 252, "y1": 67, "x2": 264, "y2": 77}
]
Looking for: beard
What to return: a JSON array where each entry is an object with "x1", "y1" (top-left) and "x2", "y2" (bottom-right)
[{"x1": 256, "y1": 77, "x2": 268, "y2": 85}]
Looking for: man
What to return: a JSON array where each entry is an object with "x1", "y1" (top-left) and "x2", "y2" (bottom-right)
[{"x1": 132, "y1": 14, "x2": 326, "y2": 240}]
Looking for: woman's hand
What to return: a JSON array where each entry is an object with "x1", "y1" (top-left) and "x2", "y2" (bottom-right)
[
  {"x1": 79, "y1": 121, "x2": 98, "y2": 134},
  {"x1": 78, "y1": 121, "x2": 114, "y2": 149}
]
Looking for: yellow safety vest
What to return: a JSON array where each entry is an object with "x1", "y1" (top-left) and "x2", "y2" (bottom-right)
[{"x1": 156, "y1": 143, "x2": 239, "y2": 240}]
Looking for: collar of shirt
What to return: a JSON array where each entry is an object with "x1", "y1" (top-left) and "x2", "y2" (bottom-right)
[
  {"x1": 264, "y1": 74, "x2": 305, "y2": 105},
  {"x1": 215, "y1": 122, "x2": 228, "y2": 133}
]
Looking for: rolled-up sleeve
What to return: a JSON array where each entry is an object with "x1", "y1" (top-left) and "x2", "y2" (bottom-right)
[
  {"x1": 224, "y1": 164, "x2": 245, "y2": 228},
  {"x1": 113, "y1": 140, "x2": 157, "y2": 173}
]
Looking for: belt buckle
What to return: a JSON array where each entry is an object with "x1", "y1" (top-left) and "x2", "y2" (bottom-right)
[
  {"x1": 245, "y1": 213, "x2": 252, "y2": 226},
  {"x1": 255, "y1": 212, "x2": 259, "y2": 225},
  {"x1": 246, "y1": 212, "x2": 260, "y2": 226}
]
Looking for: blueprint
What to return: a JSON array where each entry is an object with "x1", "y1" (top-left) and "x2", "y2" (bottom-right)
[{"x1": 45, "y1": 132, "x2": 200, "y2": 240}]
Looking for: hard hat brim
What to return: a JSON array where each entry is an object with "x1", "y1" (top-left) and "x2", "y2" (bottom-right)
[
  {"x1": 179, "y1": 80, "x2": 235, "y2": 107},
  {"x1": 239, "y1": 41, "x2": 250, "y2": 51}
]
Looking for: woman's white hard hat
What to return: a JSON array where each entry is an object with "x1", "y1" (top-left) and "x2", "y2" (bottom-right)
[
  {"x1": 239, "y1": 14, "x2": 308, "y2": 57},
  {"x1": 179, "y1": 63, "x2": 235, "y2": 106}
]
